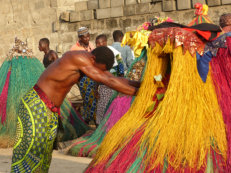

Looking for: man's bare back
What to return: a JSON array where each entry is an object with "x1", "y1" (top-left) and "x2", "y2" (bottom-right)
[
  {"x1": 37, "y1": 49, "x2": 138, "y2": 107},
  {"x1": 43, "y1": 50, "x2": 58, "y2": 68}
]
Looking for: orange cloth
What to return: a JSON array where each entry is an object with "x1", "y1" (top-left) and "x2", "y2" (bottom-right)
[{"x1": 70, "y1": 41, "x2": 95, "y2": 52}]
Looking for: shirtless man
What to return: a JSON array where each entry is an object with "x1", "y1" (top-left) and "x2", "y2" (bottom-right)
[
  {"x1": 11, "y1": 46, "x2": 139, "y2": 173},
  {"x1": 39, "y1": 38, "x2": 58, "y2": 68}
]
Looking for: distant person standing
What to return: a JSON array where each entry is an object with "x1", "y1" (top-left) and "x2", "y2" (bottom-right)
[
  {"x1": 70, "y1": 27, "x2": 97, "y2": 124},
  {"x1": 70, "y1": 27, "x2": 95, "y2": 51},
  {"x1": 111, "y1": 30, "x2": 134, "y2": 72},
  {"x1": 39, "y1": 38, "x2": 58, "y2": 68}
]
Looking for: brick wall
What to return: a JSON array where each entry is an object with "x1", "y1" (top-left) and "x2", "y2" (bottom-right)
[
  {"x1": 56, "y1": 0, "x2": 231, "y2": 54},
  {"x1": 0, "y1": 0, "x2": 84, "y2": 64},
  {"x1": 0, "y1": 0, "x2": 231, "y2": 65}
]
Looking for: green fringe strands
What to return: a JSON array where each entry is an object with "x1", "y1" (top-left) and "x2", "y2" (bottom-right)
[
  {"x1": 0, "y1": 56, "x2": 90, "y2": 147},
  {"x1": 0, "y1": 56, "x2": 44, "y2": 144},
  {"x1": 0, "y1": 60, "x2": 11, "y2": 94}
]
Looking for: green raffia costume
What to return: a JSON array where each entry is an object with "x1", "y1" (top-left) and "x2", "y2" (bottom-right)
[
  {"x1": 0, "y1": 38, "x2": 90, "y2": 172},
  {"x1": 0, "y1": 38, "x2": 90, "y2": 148},
  {"x1": 11, "y1": 86, "x2": 59, "y2": 173}
]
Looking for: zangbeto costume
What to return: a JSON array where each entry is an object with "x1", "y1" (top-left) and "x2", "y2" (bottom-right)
[
  {"x1": 85, "y1": 23, "x2": 231, "y2": 172},
  {"x1": 0, "y1": 38, "x2": 90, "y2": 148}
]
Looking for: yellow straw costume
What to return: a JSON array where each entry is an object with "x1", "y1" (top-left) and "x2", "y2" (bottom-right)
[{"x1": 85, "y1": 27, "x2": 228, "y2": 172}]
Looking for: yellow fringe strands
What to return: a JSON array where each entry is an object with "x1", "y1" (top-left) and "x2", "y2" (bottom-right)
[
  {"x1": 91, "y1": 39, "x2": 227, "y2": 171},
  {"x1": 93, "y1": 43, "x2": 169, "y2": 164},
  {"x1": 141, "y1": 46, "x2": 227, "y2": 170},
  {"x1": 122, "y1": 31, "x2": 151, "y2": 57}
]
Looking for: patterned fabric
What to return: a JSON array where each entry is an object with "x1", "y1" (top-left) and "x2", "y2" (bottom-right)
[
  {"x1": 11, "y1": 88, "x2": 58, "y2": 173},
  {"x1": 205, "y1": 32, "x2": 231, "y2": 56},
  {"x1": 76, "y1": 47, "x2": 125, "y2": 123},
  {"x1": 33, "y1": 84, "x2": 60, "y2": 114},
  {"x1": 96, "y1": 52, "x2": 125, "y2": 125},
  {"x1": 148, "y1": 27, "x2": 205, "y2": 56},
  {"x1": 96, "y1": 85, "x2": 114, "y2": 125},
  {"x1": 78, "y1": 76, "x2": 97, "y2": 122},
  {"x1": 127, "y1": 59, "x2": 146, "y2": 81},
  {"x1": 110, "y1": 54, "x2": 124, "y2": 76}
]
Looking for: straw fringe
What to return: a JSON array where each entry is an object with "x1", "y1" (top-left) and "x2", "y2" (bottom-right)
[
  {"x1": 89, "y1": 41, "x2": 227, "y2": 171},
  {"x1": 93, "y1": 43, "x2": 168, "y2": 165},
  {"x1": 140, "y1": 46, "x2": 226, "y2": 170}
]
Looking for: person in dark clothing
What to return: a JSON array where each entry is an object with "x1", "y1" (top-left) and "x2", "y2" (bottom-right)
[{"x1": 39, "y1": 38, "x2": 58, "y2": 68}]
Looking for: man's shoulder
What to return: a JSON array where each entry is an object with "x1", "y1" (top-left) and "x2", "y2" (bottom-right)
[
  {"x1": 108, "y1": 46, "x2": 121, "y2": 56},
  {"x1": 70, "y1": 44, "x2": 77, "y2": 50},
  {"x1": 124, "y1": 45, "x2": 131, "y2": 50},
  {"x1": 49, "y1": 50, "x2": 58, "y2": 55},
  {"x1": 70, "y1": 42, "x2": 80, "y2": 51},
  {"x1": 111, "y1": 42, "x2": 122, "y2": 50},
  {"x1": 64, "y1": 51, "x2": 92, "y2": 62},
  {"x1": 112, "y1": 42, "x2": 121, "y2": 46},
  {"x1": 50, "y1": 49, "x2": 56, "y2": 53}
]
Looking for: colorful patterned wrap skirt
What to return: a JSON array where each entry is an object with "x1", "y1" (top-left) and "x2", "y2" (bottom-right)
[
  {"x1": 11, "y1": 86, "x2": 59, "y2": 173},
  {"x1": 78, "y1": 76, "x2": 97, "y2": 122}
]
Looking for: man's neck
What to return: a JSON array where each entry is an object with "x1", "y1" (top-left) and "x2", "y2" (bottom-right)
[{"x1": 79, "y1": 40, "x2": 89, "y2": 48}]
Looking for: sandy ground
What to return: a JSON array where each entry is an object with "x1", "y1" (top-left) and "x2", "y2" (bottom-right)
[{"x1": 0, "y1": 148, "x2": 92, "y2": 173}]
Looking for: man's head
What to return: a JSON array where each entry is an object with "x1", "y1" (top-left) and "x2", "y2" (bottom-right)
[
  {"x1": 39, "y1": 38, "x2": 49, "y2": 51},
  {"x1": 219, "y1": 13, "x2": 231, "y2": 32},
  {"x1": 95, "y1": 34, "x2": 107, "y2": 47},
  {"x1": 78, "y1": 27, "x2": 90, "y2": 46},
  {"x1": 113, "y1": 30, "x2": 124, "y2": 42},
  {"x1": 91, "y1": 46, "x2": 114, "y2": 71}
]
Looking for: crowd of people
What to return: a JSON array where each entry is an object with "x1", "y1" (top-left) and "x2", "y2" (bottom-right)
[
  {"x1": 3, "y1": 3, "x2": 231, "y2": 172},
  {"x1": 39, "y1": 28, "x2": 135, "y2": 126}
]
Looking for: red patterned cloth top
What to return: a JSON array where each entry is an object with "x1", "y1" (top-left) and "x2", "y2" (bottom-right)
[
  {"x1": 148, "y1": 27, "x2": 205, "y2": 56},
  {"x1": 33, "y1": 84, "x2": 60, "y2": 115}
]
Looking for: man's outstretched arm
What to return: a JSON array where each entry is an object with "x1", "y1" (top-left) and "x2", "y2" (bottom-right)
[
  {"x1": 80, "y1": 65, "x2": 138, "y2": 96},
  {"x1": 103, "y1": 71, "x2": 141, "y2": 88},
  {"x1": 117, "y1": 77, "x2": 141, "y2": 88}
]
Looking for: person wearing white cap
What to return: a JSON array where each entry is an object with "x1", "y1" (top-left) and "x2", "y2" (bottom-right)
[
  {"x1": 70, "y1": 27, "x2": 97, "y2": 124},
  {"x1": 70, "y1": 26, "x2": 95, "y2": 52}
]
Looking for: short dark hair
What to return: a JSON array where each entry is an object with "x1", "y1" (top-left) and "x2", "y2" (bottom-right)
[
  {"x1": 96, "y1": 34, "x2": 107, "y2": 42},
  {"x1": 39, "y1": 38, "x2": 50, "y2": 46},
  {"x1": 113, "y1": 30, "x2": 124, "y2": 42},
  {"x1": 91, "y1": 46, "x2": 114, "y2": 70},
  {"x1": 219, "y1": 13, "x2": 231, "y2": 28}
]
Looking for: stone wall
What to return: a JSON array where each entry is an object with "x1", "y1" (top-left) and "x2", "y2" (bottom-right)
[
  {"x1": 57, "y1": 0, "x2": 231, "y2": 55},
  {"x1": 0, "y1": 0, "x2": 231, "y2": 65},
  {"x1": 0, "y1": 0, "x2": 84, "y2": 64}
]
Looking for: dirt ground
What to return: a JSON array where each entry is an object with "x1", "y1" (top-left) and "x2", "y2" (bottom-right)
[{"x1": 0, "y1": 148, "x2": 92, "y2": 173}]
